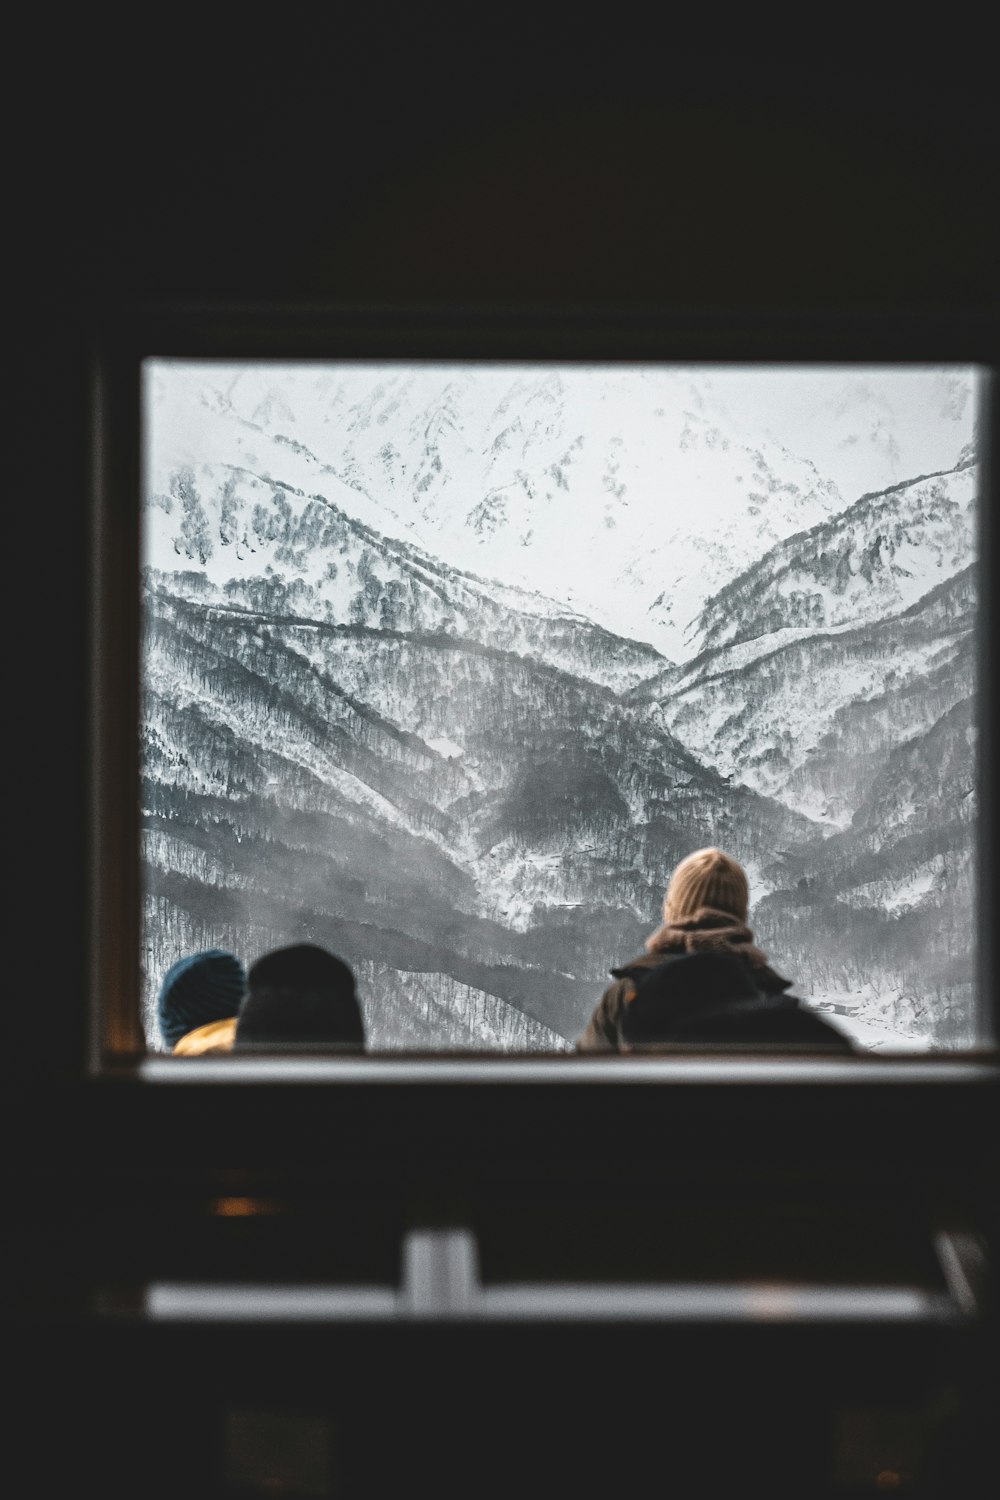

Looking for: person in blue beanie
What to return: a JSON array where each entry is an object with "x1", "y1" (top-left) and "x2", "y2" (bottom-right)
[{"x1": 157, "y1": 949, "x2": 247, "y2": 1055}]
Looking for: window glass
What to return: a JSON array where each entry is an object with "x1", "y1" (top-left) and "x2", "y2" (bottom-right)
[{"x1": 141, "y1": 362, "x2": 982, "y2": 1052}]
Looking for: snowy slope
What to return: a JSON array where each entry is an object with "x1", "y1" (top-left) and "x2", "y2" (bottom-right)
[
  {"x1": 141, "y1": 565, "x2": 823, "y2": 1046},
  {"x1": 693, "y1": 462, "x2": 976, "y2": 655},
  {"x1": 144, "y1": 461, "x2": 668, "y2": 692},
  {"x1": 146, "y1": 361, "x2": 978, "y2": 663},
  {"x1": 139, "y1": 362, "x2": 982, "y2": 1051},
  {"x1": 649, "y1": 566, "x2": 975, "y2": 825},
  {"x1": 145, "y1": 363, "x2": 850, "y2": 661}
]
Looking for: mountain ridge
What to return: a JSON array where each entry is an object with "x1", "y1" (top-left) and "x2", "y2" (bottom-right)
[{"x1": 140, "y1": 364, "x2": 980, "y2": 1049}]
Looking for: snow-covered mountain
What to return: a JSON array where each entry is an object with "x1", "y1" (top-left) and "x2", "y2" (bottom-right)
[
  {"x1": 641, "y1": 463, "x2": 977, "y2": 823},
  {"x1": 752, "y1": 693, "x2": 977, "y2": 1047},
  {"x1": 144, "y1": 461, "x2": 669, "y2": 692},
  {"x1": 140, "y1": 361, "x2": 981, "y2": 1050},
  {"x1": 146, "y1": 362, "x2": 978, "y2": 662},
  {"x1": 627, "y1": 459, "x2": 979, "y2": 1045},
  {"x1": 142, "y1": 548, "x2": 818, "y2": 1047},
  {"x1": 693, "y1": 461, "x2": 976, "y2": 654},
  {"x1": 696, "y1": 366, "x2": 979, "y2": 504}
]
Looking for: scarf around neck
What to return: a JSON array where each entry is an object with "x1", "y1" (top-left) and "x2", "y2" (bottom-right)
[{"x1": 644, "y1": 905, "x2": 775, "y2": 973}]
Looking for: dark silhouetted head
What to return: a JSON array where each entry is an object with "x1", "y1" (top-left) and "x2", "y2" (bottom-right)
[{"x1": 234, "y1": 943, "x2": 365, "y2": 1051}]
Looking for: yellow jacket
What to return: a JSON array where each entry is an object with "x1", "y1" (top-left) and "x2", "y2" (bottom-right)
[{"x1": 171, "y1": 1016, "x2": 238, "y2": 1056}]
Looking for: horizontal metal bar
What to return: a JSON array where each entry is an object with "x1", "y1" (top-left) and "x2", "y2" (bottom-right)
[
  {"x1": 143, "y1": 1284, "x2": 398, "y2": 1320},
  {"x1": 98, "y1": 1228, "x2": 976, "y2": 1325},
  {"x1": 130, "y1": 1056, "x2": 1000, "y2": 1086},
  {"x1": 476, "y1": 1283, "x2": 952, "y2": 1323},
  {"x1": 122, "y1": 1280, "x2": 952, "y2": 1325}
]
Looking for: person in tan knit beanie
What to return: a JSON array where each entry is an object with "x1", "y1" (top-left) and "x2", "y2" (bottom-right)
[
  {"x1": 577, "y1": 846, "x2": 852, "y2": 1052},
  {"x1": 662, "y1": 846, "x2": 749, "y2": 926}
]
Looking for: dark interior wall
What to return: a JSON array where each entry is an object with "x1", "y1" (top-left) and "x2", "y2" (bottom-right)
[{"x1": 19, "y1": 21, "x2": 1000, "y2": 304}]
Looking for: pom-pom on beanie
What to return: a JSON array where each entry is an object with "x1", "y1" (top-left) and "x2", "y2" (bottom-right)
[
  {"x1": 663, "y1": 847, "x2": 749, "y2": 924},
  {"x1": 157, "y1": 949, "x2": 247, "y2": 1051}
]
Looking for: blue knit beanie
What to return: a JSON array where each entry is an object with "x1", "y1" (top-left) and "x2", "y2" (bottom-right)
[{"x1": 157, "y1": 949, "x2": 247, "y2": 1050}]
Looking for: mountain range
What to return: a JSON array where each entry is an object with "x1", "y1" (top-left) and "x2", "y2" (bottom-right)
[{"x1": 140, "y1": 363, "x2": 981, "y2": 1050}]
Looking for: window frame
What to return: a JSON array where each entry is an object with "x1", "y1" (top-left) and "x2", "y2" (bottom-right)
[{"x1": 89, "y1": 300, "x2": 1000, "y2": 1080}]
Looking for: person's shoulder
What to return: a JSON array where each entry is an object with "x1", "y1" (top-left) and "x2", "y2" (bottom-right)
[
  {"x1": 754, "y1": 961, "x2": 795, "y2": 994},
  {"x1": 782, "y1": 1002, "x2": 857, "y2": 1050},
  {"x1": 609, "y1": 952, "x2": 677, "y2": 982},
  {"x1": 172, "y1": 1016, "x2": 237, "y2": 1055},
  {"x1": 577, "y1": 965, "x2": 645, "y2": 1051}
]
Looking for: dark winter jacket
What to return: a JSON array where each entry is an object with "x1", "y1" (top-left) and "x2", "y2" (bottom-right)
[{"x1": 576, "y1": 906, "x2": 853, "y2": 1052}]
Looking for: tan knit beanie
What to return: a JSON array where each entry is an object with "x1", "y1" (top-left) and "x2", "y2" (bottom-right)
[{"x1": 663, "y1": 847, "x2": 749, "y2": 923}]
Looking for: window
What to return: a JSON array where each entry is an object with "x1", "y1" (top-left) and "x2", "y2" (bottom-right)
[{"x1": 90, "y1": 307, "x2": 998, "y2": 1066}]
